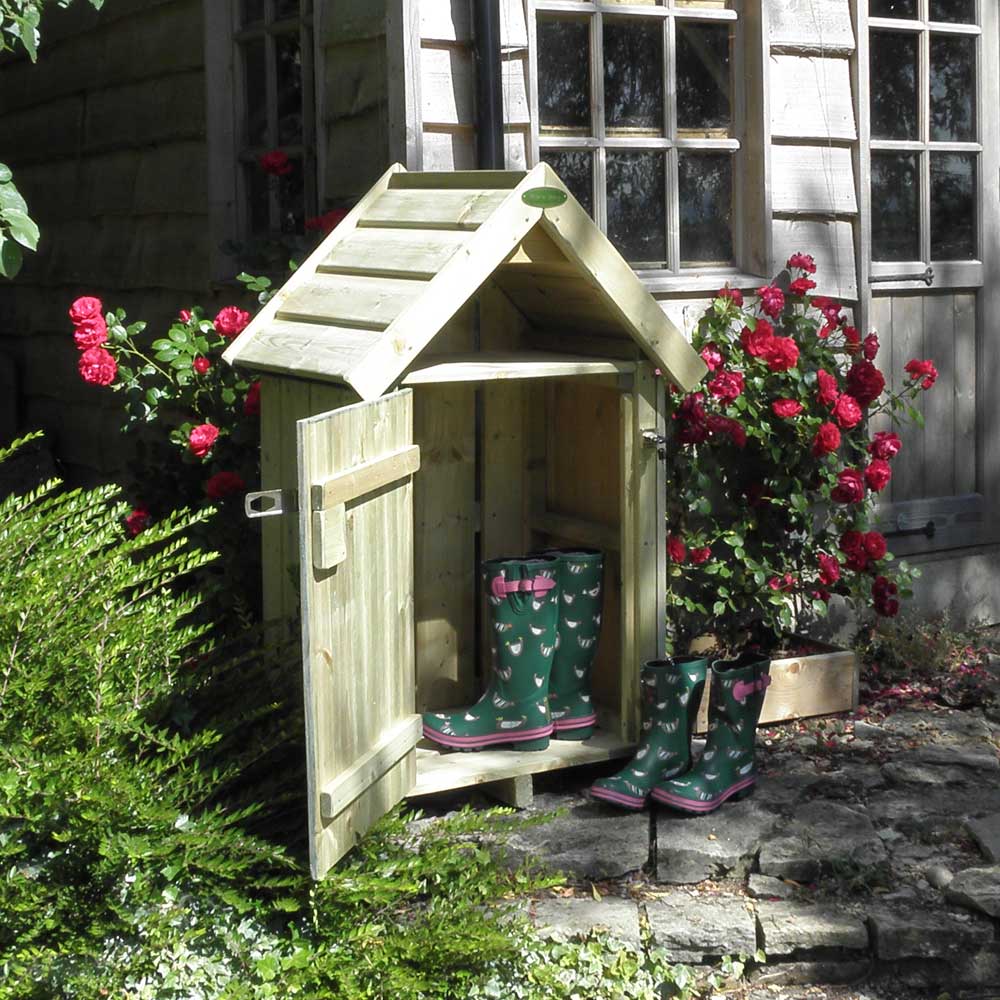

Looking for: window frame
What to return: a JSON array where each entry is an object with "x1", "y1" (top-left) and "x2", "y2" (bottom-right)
[
  {"x1": 866, "y1": 2, "x2": 984, "y2": 289},
  {"x1": 526, "y1": 0, "x2": 769, "y2": 291}
]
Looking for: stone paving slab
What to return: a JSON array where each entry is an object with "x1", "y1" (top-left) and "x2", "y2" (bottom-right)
[
  {"x1": 530, "y1": 896, "x2": 642, "y2": 949},
  {"x1": 758, "y1": 802, "x2": 887, "y2": 881},
  {"x1": 656, "y1": 798, "x2": 779, "y2": 884},
  {"x1": 867, "y1": 906, "x2": 994, "y2": 961},
  {"x1": 747, "y1": 873, "x2": 799, "y2": 900},
  {"x1": 645, "y1": 893, "x2": 757, "y2": 964},
  {"x1": 945, "y1": 864, "x2": 1000, "y2": 917},
  {"x1": 755, "y1": 901, "x2": 869, "y2": 957},
  {"x1": 966, "y1": 811, "x2": 1000, "y2": 861}
]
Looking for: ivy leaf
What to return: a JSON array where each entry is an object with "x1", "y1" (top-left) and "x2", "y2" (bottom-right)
[
  {"x1": 0, "y1": 182, "x2": 28, "y2": 215},
  {"x1": 0, "y1": 164, "x2": 11, "y2": 183},
  {"x1": 2, "y1": 209, "x2": 39, "y2": 250},
  {"x1": 221, "y1": 388, "x2": 236, "y2": 405},
  {"x1": 0, "y1": 236, "x2": 23, "y2": 279}
]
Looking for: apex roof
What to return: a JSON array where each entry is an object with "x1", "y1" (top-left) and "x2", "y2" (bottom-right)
[{"x1": 223, "y1": 162, "x2": 706, "y2": 400}]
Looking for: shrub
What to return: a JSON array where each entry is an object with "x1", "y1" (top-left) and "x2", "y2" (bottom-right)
[{"x1": 663, "y1": 254, "x2": 933, "y2": 654}]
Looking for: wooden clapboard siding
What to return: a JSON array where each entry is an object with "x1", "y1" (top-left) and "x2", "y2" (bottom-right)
[
  {"x1": 871, "y1": 292, "x2": 977, "y2": 506},
  {"x1": 770, "y1": 55, "x2": 856, "y2": 140},
  {"x1": 771, "y1": 219, "x2": 857, "y2": 299},
  {"x1": 770, "y1": 146, "x2": 858, "y2": 216},
  {"x1": 768, "y1": 0, "x2": 855, "y2": 55}
]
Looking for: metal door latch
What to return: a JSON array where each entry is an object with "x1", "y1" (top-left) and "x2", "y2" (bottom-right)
[
  {"x1": 244, "y1": 489, "x2": 297, "y2": 519},
  {"x1": 641, "y1": 429, "x2": 668, "y2": 459}
]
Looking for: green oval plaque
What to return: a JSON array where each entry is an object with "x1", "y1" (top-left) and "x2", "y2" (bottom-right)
[{"x1": 521, "y1": 186, "x2": 568, "y2": 209}]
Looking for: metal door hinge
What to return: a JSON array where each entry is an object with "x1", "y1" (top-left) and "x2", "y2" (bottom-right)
[{"x1": 244, "y1": 489, "x2": 298, "y2": 519}]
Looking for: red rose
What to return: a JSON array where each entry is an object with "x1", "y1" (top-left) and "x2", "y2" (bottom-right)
[
  {"x1": 788, "y1": 276, "x2": 816, "y2": 296},
  {"x1": 741, "y1": 321, "x2": 775, "y2": 358},
  {"x1": 179, "y1": 309, "x2": 193, "y2": 322},
  {"x1": 204, "y1": 470, "x2": 246, "y2": 500},
  {"x1": 193, "y1": 356, "x2": 211, "y2": 375},
  {"x1": 758, "y1": 284, "x2": 785, "y2": 319},
  {"x1": 818, "y1": 553, "x2": 841, "y2": 585},
  {"x1": 73, "y1": 315, "x2": 108, "y2": 351},
  {"x1": 831, "y1": 394, "x2": 862, "y2": 430},
  {"x1": 125, "y1": 505, "x2": 151, "y2": 537},
  {"x1": 768, "y1": 573, "x2": 796, "y2": 592},
  {"x1": 700, "y1": 342, "x2": 724, "y2": 372},
  {"x1": 689, "y1": 546, "x2": 712, "y2": 565},
  {"x1": 304, "y1": 208, "x2": 349, "y2": 233},
  {"x1": 813, "y1": 588, "x2": 831, "y2": 603},
  {"x1": 812, "y1": 296, "x2": 842, "y2": 324},
  {"x1": 259, "y1": 150, "x2": 293, "y2": 176},
  {"x1": 717, "y1": 286, "x2": 744, "y2": 306},
  {"x1": 869, "y1": 431, "x2": 901, "y2": 461},
  {"x1": 863, "y1": 333, "x2": 879, "y2": 361},
  {"x1": 707, "y1": 370, "x2": 743, "y2": 403},
  {"x1": 865, "y1": 458, "x2": 892, "y2": 492},
  {"x1": 840, "y1": 530, "x2": 869, "y2": 572},
  {"x1": 771, "y1": 398, "x2": 803, "y2": 418},
  {"x1": 816, "y1": 369, "x2": 839, "y2": 406},
  {"x1": 864, "y1": 531, "x2": 888, "y2": 561},
  {"x1": 842, "y1": 325, "x2": 861, "y2": 354},
  {"x1": 787, "y1": 252, "x2": 817, "y2": 274},
  {"x1": 667, "y1": 534, "x2": 687, "y2": 564},
  {"x1": 707, "y1": 415, "x2": 747, "y2": 448},
  {"x1": 846, "y1": 360, "x2": 885, "y2": 407},
  {"x1": 762, "y1": 336, "x2": 799, "y2": 372},
  {"x1": 812, "y1": 421, "x2": 841, "y2": 457},
  {"x1": 214, "y1": 306, "x2": 251, "y2": 339},
  {"x1": 904, "y1": 358, "x2": 938, "y2": 390},
  {"x1": 873, "y1": 575, "x2": 899, "y2": 617},
  {"x1": 68, "y1": 296, "x2": 103, "y2": 324},
  {"x1": 244, "y1": 381, "x2": 261, "y2": 416},
  {"x1": 78, "y1": 346, "x2": 117, "y2": 386},
  {"x1": 188, "y1": 422, "x2": 220, "y2": 458},
  {"x1": 831, "y1": 468, "x2": 865, "y2": 504}
]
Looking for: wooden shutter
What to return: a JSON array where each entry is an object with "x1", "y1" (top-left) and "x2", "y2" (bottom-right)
[{"x1": 297, "y1": 389, "x2": 421, "y2": 878}]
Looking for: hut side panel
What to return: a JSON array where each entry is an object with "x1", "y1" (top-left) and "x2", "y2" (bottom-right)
[{"x1": 0, "y1": 0, "x2": 209, "y2": 478}]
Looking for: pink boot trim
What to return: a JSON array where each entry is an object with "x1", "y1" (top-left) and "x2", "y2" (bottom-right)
[
  {"x1": 553, "y1": 712, "x2": 598, "y2": 731},
  {"x1": 650, "y1": 776, "x2": 756, "y2": 813},
  {"x1": 422, "y1": 722, "x2": 553, "y2": 749},
  {"x1": 589, "y1": 785, "x2": 646, "y2": 810}
]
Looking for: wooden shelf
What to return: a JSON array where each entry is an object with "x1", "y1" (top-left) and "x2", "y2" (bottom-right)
[
  {"x1": 409, "y1": 730, "x2": 634, "y2": 798},
  {"x1": 400, "y1": 352, "x2": 636, "y2": 385}
]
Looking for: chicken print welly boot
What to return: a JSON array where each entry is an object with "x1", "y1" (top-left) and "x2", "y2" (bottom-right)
[
  {"x1": 651, "y1": 651, "x2": 771, "y2": 813},
  {"x1": 589, "y1": 656, "x2": 708, "y2": 809},
  {"x1": 422, "y1": 555, "x2": 560, "y2": 751},
  {"x1": 543, "y1": 548, "x2": 604, "y2": 741}
]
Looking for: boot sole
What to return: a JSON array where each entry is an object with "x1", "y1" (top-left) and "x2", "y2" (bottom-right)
[
  {"x1": 422, "y1": 723, "x2": 553, "y2": 751},
  {"x1": 552, "y1": 713, "x2": 597, "y2": 741},
  {"x1": 650, "y1": 776, "x2": 755, "y2": 814},
  {"x1": 589, "y1": 785, "x2": 646, "y2": 810}
]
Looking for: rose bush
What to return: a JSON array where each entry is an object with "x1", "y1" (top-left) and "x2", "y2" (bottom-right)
[{"x1": 664, "y1": 252, "x2": 935, "y2": 654}]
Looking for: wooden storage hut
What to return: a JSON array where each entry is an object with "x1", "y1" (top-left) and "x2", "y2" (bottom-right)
[{"x1": 223, "y1": 161, "x2": 706, "y2": 876}]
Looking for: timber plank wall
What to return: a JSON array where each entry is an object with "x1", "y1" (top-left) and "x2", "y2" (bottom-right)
[{"x1": 0, "y1": 0, "x2": 210, "y2": 481}]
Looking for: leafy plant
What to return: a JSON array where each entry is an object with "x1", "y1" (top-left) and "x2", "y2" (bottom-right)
[{"x1": 663, "y1": 253, "x2": 933, "y2": 654}]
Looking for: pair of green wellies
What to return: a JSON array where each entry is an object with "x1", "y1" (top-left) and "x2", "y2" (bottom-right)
[
  {"x1": 590, "y1": 652, "x2": 771, "y2": 814},
  {"x1": 422, "y1": 550, "x2": 604, "y2": 752}
]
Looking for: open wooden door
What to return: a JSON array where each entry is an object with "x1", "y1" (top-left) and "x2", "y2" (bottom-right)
[{"x1": 297, "y1": 389, "x2": 421, "y2": 878}]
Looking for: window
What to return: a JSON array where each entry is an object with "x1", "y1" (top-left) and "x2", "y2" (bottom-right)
[
  {"x1": 233, "y1": 0, "x2": 317, "y2": 239},
  {"x1": 869, "y1": 0, "x2": 980, "y2": 276},
  {"x1": 532, "y1": 1, "x2": 741, "y2": 274}
]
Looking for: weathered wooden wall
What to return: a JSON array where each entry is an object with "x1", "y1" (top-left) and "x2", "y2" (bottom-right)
[{"x1": 0, "y1": 0, "x2": 210, "y2": 480}]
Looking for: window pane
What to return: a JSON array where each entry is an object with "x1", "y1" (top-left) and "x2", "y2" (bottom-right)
[
  {"x1": 540, "y1": 150, "x2": 593, "y2": 217},
  {"x1": 243, "y1": 39, "x2": 268, "y2": 147},
  {"x1": 279, "y1": 157, "x2": 305, "y2": 234},
  {"x1": 929, "y1": 0, "x2": 976, "y2": 24},
  {"x1": 870, "y1": 32, "x2": 918, "y2": 140},
  {"x1": 930, "y1": 34, "x2": 976, "y2": 141},
  {"x1": 604, "y1": 18, "x2": 663, "y2": 134},
  {"x1": 678, "y1": 153, "x2": 733, "y2": 266},
  {"x1": 871, "y1": 153, "x2": 919, "y2": 261},
  {"x1": 538, "y1": 19, "x2": 591, "y2": 131},
  {"x1": 870, "y1": 0, "x2": 916, "y2": 15},
  {"x1": 275, "y1": 0, "x2": 300, "y2": 18},
  {"x1": 276, "y1": 33, "x2": 303, "y2": 145},
  {"x1": 931, "y1": 154, "x2": 976, "y2": 260},
  {"x1": 241, "y1": 0, "x2": 265, "y2": 26},
  {"x1": 676, "y1": 21, "x2": 731, "y2": 132},
  {"x1": 606, "y1": 151, "x2": 666, "y2": 263}
]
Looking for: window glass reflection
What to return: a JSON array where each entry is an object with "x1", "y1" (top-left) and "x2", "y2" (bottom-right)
[
  {"x1": 604, "y1": 18, "x2": 663, "y2": 133},
  {"x1": 870, "y1": 32, "x2": 918, "y2": 140},
  {"x1": 678, "y1": 153, "x2": 733, "y2": 265},
  {"x1": 607, "y1": 152, "x2": 666, "y2": 263},
  {"x1": 538, "y1": 19, "x2": 591, "y2": 131},
  {"x1": 872, "y1": 153, "x2": 919, "y2": 261}
]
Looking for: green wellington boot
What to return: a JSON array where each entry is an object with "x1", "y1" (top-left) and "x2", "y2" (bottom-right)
[
  {"x1": 651, "y1": 651, "x2": 771, "y2": 814},
  {"x1": 589, "y1": 656, "x2": 708, "y2": 809},
  {"x1": 422, "y1": 555, "x2": 560, "y2": 751},
  {"x1": 544, "y1": 548, "x2": 604, "y2": 741}
]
